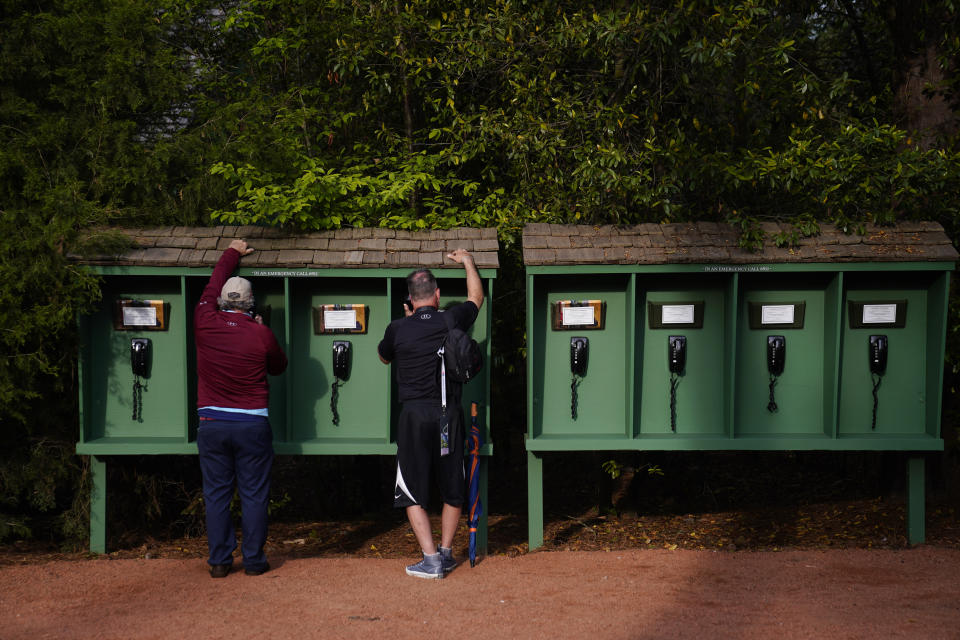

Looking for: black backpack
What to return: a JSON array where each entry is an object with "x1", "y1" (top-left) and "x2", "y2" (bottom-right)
[{"x1": 440, "y1": 312, "x2": 483, "y2": 383}]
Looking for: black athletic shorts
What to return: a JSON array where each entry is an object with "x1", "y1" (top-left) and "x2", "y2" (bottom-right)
[{"x1": 393, "y1": 403, "x2": 465, "y2": 508}]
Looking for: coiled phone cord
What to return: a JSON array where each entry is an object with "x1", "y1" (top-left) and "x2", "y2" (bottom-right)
[
  {"x1": 871, "y1": 374, "x2": 881, "y2": 430},
  {"x1": 571, "y1": 375, "x2": 581, "y2": 420},
  {"x1": 669, "y1": 372, "x2": 679, "y2": 432},
  {"x1": 767, "y1": 374, "x2": 779, "y2": 413},
  {"x1": 132, "y1": 377, "x2": 143, "y2": 422},
  {"x1": 331, "y1": 379, "x2": 341, "y2": 426}
]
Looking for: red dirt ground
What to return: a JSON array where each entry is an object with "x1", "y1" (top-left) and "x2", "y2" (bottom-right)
[
  {"x1": 4, "y1": 450, "x2": 960, "y2": 638},
  {"x1": 2, "y1": 502, "x2": 960, "y2": 639},
  {"x1": 1, "y1": 547, "x2": 958, "y2": 639}
]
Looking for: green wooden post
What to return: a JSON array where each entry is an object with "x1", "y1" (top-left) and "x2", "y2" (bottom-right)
[
  {"x1": 527, "y1": 450, "x2": 544, "y2": 550},
  {"x1": 907, "y1": 455, "x2": 925, "y2": 545},
  {"x1": 478, "y1": 456, "x2": 489, "y2": 555},
  {"x1": 89, "y1": 455, "x2": 107, "y2": 554}
]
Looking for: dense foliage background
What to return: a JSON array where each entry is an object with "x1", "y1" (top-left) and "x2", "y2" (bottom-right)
[{"x1": 2, "y1": 0, "x2": 959, "y2": 545}]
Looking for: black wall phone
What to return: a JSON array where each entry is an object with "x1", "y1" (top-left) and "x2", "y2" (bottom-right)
[
  {"x1": 667, "y1": 336, "x2": 686, "y2": 431},
  {"x1": 131, "y1": 338, "x2": 150, "y2": 378},
  {"x1": 570, "y1": 336, "x2": 589, "y2": 377},
  {"x1": 130, "y1": 338, "x2": 150, "y2": 422},
  {"x1": 869, "y1": 335, "x2": 888, "y2": 430},
  {"x1": 569, "y1": 337, "x2": 588, "y2": 420},
  {"x1": 766, "y1": 336, "x2": 785, "y2": 413},
  {"x1": 668, "y1": 335, "x2": 686, "y2": 375},
  {"x1": 869, "y1": 334, "x2": 888, "y2": 376},
  {"x1": 767, "y1": 336, "x2": 785, "y2": 377},
  {"x1": 253, "y1": 304, "x2": 271, "y2": 327},
  {"x1": 330, "y1": 341, "x2": 352, "y2": 426},
  {"x1": 332, "y1": 340, "x2": 352, "y2": 381}
]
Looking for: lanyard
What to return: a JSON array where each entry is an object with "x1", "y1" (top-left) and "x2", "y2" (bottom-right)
[{"x1": 438, "y1": 344, "x2": 447, "y2": 415}]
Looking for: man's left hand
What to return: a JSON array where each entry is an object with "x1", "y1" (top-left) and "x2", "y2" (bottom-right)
[
  {"x1": 447, "y1": 248, "x2": 473, "y2": 264},
  {"x1": 229, "y1": 239, "x2": 255, "y2": 256}
]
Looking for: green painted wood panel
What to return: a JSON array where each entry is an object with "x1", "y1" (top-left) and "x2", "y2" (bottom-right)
[
  {"x1": 839, "y1": 273, "x2": 932, "y2": 437},
  {"x1": 530, "y1": 274, "x2": 631, "y2": 438},
  {"x1": 639, "y1": 278, "x2": 728, "y2": 436},
  {"x1": 524, "y1": 261, "x2": 952, "y2": 551},
  {"x1": 434, "y1": 275, "x2": 492, "y2": 442},
  {"x1": 77, "y1": 264, "x2": 498, "y2": 555},
  {"x1": 288, "y1": 278, "x2": 390, "y2": 442},
  {"x1": 925, "y1": 273, "x2": 950, "y2": 438},
  {"x1": 524, "y1": 434, "x2": 942, "y2": 451},
  {"x1": 735, "y1": 274, "x2": 835, "y2": 436},
  {"x1": 84, "y1": 277, "x2": 186, "y2": 441},
  {"x1": 251, "y1": 277, "x2": 289, "y2": 439}
]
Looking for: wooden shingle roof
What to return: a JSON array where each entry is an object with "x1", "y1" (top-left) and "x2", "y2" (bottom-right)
[
  {"x1": 522, "y1": 222, "x2": 957, "y2": 265},
  {"x1": 71, "y1": 226, "x2": 500, "y2": 269}
]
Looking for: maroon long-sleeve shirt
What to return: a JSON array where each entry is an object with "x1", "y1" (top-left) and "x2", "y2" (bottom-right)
[{"x1": 194, "y1": 248, "x2": 287, "y2": 410}]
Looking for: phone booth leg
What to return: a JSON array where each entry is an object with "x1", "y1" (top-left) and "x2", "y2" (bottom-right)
[
  {"x1": 90, "y1": 455, "x2": 107, "y2": 554},
  {"x1": 906, "y1": 455, "x2": 925, "y2": 545},
  {"x1": 478, "y1": 456, "x2": 489, "y2": 556},
  {"x1": 527, "y1": 451, "x2": 544, "y2": 550}
]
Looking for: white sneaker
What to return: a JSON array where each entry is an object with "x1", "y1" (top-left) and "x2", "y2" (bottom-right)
[{"x1": 405, "y1": 553, "x2": 444, "y2": 579}]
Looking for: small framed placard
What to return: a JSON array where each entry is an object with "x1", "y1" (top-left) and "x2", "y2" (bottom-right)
[
  {"x1": 551, "y1": 300, "x2": 606, "y2": 330},
  {"x1": 313, "y1": 304, "x2": 369, "y2": 334},
  {"x1": 748, "y1": 302, "x2": 806, "y2": 329},
  {"x1": 647, "y1": 301, "x2": 704, "y2": 329},
  {"x1": 113, "y1": 299, "x2": 168, "y2": 331},
  {"x1": 847, "y1": 300, "x2": 907, "y2": 329}
]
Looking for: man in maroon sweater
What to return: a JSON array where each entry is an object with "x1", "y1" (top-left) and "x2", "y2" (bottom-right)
[{"x1": 195, "y1": 239, "x2": 287, "y2": 578}]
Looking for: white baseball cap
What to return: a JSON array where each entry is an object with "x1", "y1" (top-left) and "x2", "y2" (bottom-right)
[{"x1": 220, "y1": 276, "x2": 253, "y2": 304}]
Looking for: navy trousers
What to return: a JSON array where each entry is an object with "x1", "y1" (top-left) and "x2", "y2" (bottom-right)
[{"x1": 197, "y1": 417, "x2": 273, "y2": 571}]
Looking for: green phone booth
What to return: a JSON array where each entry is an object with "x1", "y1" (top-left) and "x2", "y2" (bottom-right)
[
  {"x1": 524, "y1": 221, "x2": 956, "y2": 549},
  {"x1": 73, "y1": 225, "x2": 498, "y2": 553}
]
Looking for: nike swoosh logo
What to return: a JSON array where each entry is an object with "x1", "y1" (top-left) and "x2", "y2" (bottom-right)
[{"x1": 394, "y1": 493, "x2": 403, "y2": 500}]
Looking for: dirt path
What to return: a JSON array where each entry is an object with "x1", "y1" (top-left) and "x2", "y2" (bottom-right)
[{"x1": 2, "y1": 547, "x2": 958, "y2": 639}]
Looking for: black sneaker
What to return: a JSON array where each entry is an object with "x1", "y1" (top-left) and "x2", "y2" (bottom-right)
[
  {"x1": 209, "y1": 564, "x2": 232, "y2": 579},
  {"x1": 405, "y1": 553, "x2": 444, "y2": 579},
  {"x1": 244, "y1": 562, "x2": 270, "y2": 576}
]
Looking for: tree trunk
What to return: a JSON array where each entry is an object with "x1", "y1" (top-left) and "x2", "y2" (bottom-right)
[{"x1": 887, "y1": 3, "x2": 957, "y2": 148}]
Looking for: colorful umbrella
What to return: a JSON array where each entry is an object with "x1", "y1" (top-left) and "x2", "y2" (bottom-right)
[{"x1": 467, "y1": 401, "x2": 483, "y2": 567}]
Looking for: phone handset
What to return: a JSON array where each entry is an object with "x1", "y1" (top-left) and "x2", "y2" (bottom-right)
[
  {"x1": 331, "y1": 340, "x2": 352, "y2": 426},
  {"x1": 668, "y1": 335, "x2": 686, "y2": 375},
  {"x1": 253, "y1": 304, "x2": 271, "y2": 327},
  {"x1": 333, "y1": 340, "x2": 351, "y2": 380},
  {"x1": 869, "y1": 335, "x2": 888, "y2": 376},
  {"x1": 766, "y1": 336, "x2": 785, "y2": 413},
  {"x1": 570, "y1": 337, "x2": 589, "y2": 420},
  {"x1": 130, "y1": 338, "x2": 150, "y2": 422},
  {"x1": 869, "y1": 335, "x2": 888, "y2": 429},
  {"x1": 668, "y1": 336, "x2": 686, "y2": 432}
]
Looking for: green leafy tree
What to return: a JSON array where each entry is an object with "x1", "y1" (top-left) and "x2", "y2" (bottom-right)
[
  {"x1": 204, "y1": 1, "x2": 960, "y2": 248},
  {"x1": 0, "y1": 0, "x2": 229, "y2": 542}
]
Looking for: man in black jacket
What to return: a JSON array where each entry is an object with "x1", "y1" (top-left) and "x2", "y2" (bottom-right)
[{"x1": 377, "y1": 248, "x2": 484, "y2": 579}]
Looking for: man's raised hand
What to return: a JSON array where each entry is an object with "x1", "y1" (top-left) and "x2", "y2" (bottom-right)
[
  {"x1": 446, "y1": 248, "x2": 473, "y2": 264},
  {"x1": 229, "y1": 239, "x2": 255, "y2": 255}
]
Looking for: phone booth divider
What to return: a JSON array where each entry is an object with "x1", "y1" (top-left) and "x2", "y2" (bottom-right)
[
  {"x1": 72, "y1": 226, "x2": 498, "y2": 554},
  {"x1": 523, "y1": 221, "x2": 957, "y2": 550}
]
